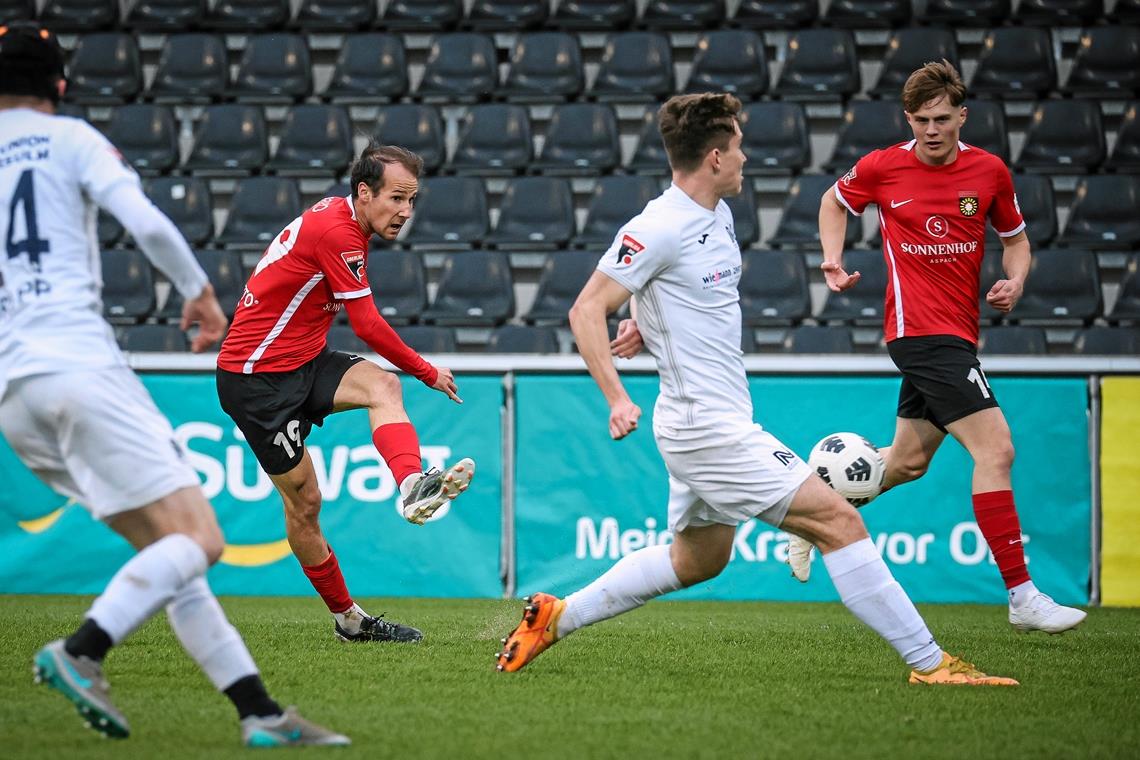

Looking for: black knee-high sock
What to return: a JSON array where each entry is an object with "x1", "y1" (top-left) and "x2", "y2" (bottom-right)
[
  {"x1": 223, "y1": 674, "x2": 282, "y2": 719},
  {"x1": 64, "y1": 619, "x2": 112, "y2": 662}
]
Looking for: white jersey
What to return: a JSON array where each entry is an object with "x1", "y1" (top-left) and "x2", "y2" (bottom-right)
[
  {"x1": 0, "y1": 109, "x2": 144, "y2": 389},
  {"x1": 596, "y1": 184, "x2": 750, "y2": 431}
]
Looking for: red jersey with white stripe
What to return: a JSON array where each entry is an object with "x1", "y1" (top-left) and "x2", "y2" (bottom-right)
[
  {"x1": 218, "y1": 196, "x2": 371, "y2": 374},
  {"x1": 833, "y1": 140, "x2": 1025, "y2": 344}
]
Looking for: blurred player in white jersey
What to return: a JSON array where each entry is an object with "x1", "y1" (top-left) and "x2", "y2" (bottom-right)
[
  {"x1": 493, "y1": 93, "x2": 1016, "y2": 686},
  {"x1": 0, "y1": 21, "x2": 346, "y2": 746}
]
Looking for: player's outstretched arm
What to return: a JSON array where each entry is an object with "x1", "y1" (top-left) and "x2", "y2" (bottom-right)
[
  {"x1": 986, "y1": 231, "x2": 1030, "y2": 314},
  {"x1": 819, "y1": 185, "x2": 861, "y2": 292},
  {"x1": 569, "y1": 272, "x2": 640, "y2": 440}
]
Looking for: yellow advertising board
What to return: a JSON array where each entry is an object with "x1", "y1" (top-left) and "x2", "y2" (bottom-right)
[{"x1": 1101, "y1": 377, "x2": 1140, "y2": 606}]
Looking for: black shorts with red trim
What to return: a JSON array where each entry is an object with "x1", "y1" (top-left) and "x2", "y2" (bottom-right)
[{"x1": 887, "y1": 335, "x2": 999, "y2": 432}]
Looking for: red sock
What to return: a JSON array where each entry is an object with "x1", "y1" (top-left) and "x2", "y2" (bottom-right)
[
  {"x1": 301, "y1": 547, "x2": 353, "y2": 614},
  {"x1": 372, "y1": 422, "x2": 423, "y2": 487},
  {"x1": 972, "y1": 490, "x2": 1031, "y2": 589}
]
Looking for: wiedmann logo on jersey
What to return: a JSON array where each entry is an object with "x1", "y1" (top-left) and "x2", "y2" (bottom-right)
[
  {"x1": 615, "y1": 234, "x2": 644, "y2": 267},
  {"x1": 340, "y1": 250, "x2": 366, "y2": 281}
]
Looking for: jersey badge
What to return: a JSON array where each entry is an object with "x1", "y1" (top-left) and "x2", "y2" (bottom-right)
[
  {"x1": 841, "y1": 166, "x2": 857, "y2": 185},
  {"x1": 958, "y1": 191, "x2": 979, "y2": 217},
  {"x1": 340, "y1": 250, "x2": 366, "y2": 281},
  {"x1": 615, "y1": 234, "x2": 644, "y2": 266}
]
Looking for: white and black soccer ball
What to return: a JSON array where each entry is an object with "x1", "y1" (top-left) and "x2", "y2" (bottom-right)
[{"x1": 808, "y1": 432, "x2": 885, "y2": 508}]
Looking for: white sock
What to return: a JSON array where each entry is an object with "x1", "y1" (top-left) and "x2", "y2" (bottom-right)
[
  {"x1": 87, "y1": 533, "x2": 208, "y2": 644},
  {"x1": 822, "y1": 538, "x2": 944, "y2": 672},
  {"x1": 334, "y1": 602, "x2": 368, "y2": 635},
  {"x1": 559, "y1": 544, "x2": 682, "y2": 638},
  {"x1": 166, "y1": 577, "x2": 258, "y2": 690},
  {"x1": 1008, "y1": 580, "x2": 1039, "y2": 608}
]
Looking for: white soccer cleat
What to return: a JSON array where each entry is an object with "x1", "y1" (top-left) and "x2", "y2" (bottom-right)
[
  {"x1": 1009, "y1": 591, "x2": 1087, "y2": 634},
  {"x1": 400, "y1": 457, "x2": 475, "y2": 525},
  {"x1": 786, "y1": 535, "x2": 814, "y2": 583}
]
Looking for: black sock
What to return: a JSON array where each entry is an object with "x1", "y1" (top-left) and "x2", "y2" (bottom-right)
[
  {"x1": 64, "y1": 619, "x2": 112, "y2": 662},
  {"x1": 224, "y1": 675, "x2": 282, "y2": 720}
]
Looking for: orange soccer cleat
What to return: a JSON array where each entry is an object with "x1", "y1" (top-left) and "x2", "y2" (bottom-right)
[
  {"x1": 908, "y1": 652, "x2": 1020, "y2": 686},
  {"x1": 494, "y1": 593, "x2": 566, "y2": 673}
]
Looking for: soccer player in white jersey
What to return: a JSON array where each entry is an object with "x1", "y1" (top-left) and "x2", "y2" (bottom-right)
[
  {"x1": 0, "y1": 22, "x2": 346, "y2": 746},
  {"x1": 493, "y1": 93, "x2": 1016, "y2": 686}
]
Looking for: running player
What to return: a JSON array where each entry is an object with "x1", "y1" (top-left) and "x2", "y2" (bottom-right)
[
  {"x1": 216, "y1": 143, "x2": 474, "y2": 644},
  {"x1": 786, "y1": 60, "x2": 1085, "y2": 635},
  {"x1": 0, "y1": 21, "x2": 346, "y2": 745},
  {"x1": 493, "y1": 93, "x2": 1017, "y2": 686}
]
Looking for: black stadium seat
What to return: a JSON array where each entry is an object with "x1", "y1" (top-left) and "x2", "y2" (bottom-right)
[
  {"x1": 1058, "y1": 175, "x2": 1140, "y2": 250},
  {"x1": 979, "y1": 326, "x2": 1048, "y2": 355},
  {"x1": 500, "y1": 32, "x2": 584, "y2": 102},
  {"x1": 40, "y1": 0, "x2": 117, "y2": 30},
  {"x1": 738, "y1": 251, "x2": 810, "y2": 326},
  {"x1": 1015, "y1": 100, "x2": 1105, "y2": 173},
  {"x1": 550, "y1": 0, "x2": 635, "y2": 29},
  {"x1": 327, "y1": 324, "x2": 370, "y2": 354},
  {"x1": 1112, "y1": 0, "x2": 1140, "y2": 22},
  {"x1": 970, "y1": 27, "x2": 1056, "y2": 99},
  {"x1": 1107, "y1": 101, "x2": 1140, "y2": 172},
  {"x1": 740, "y1": 101, "x2": 811, "y2": 175},
  {"x1": 371, "y1": 105, "x2": 446, "y2": 175},
  {"x1": 268, "y1": 104, "x2": 354, "y2": 177},
  {"x1": 591, "y1": 31, "x2": 674, "y2": 102},
  {"x1": 126, "y1": 0, "x2": 206, "y2": 30},
  {"x1": 960, "y1": 99, "x2": 1010, "y2": 163},
  {"x1": 395, "y1": 325, "x2": 457, "y2": 353},
  {"x1": 487, "y1": 325, "x2": 559, "y2": 353},
  {"x1": 684, "y1": 30, "x2": 768, "y2": 99},
  {"x1": 466, "y1": 0, "x2": 548, "y2": 30},
  {"x1": 1015, "y1": 0, "x2": 1103, "y2": 25},
  {"x1": 102, "y1": 249, "x2": 156, "y2": 323},
  {"x1": 145, "y1": 177, "x2": 214, "y2": 248},
  {"x1": 367, "y1": 250, "x2": 427, "y2": 325},
  {"x1": 216, "y1": 177, "x2": 301, "y2": 248},
  {"x1": 322, "y1": 33, "x2": 407, "y2": 103},
  {"x1": 106, "y1": 104, "x2": 178, "y2": 175},
  {"x1": 723, "y1": 182, "x2": 760, "y2": 249},
  {"x1": 183, "y1": 104, "x2": 268, "y2": 176},
  {"x1": 732, "y1": 0, "x2": 817, "y2": 28},
  {"x1": 641, "y1": 0, "x2": 725, "y2": 29},
  {"x1": 525, "y1": 251, "x2": 598, "y2": 324},
  {"x1": 815, "y1": 249, "x2": 886, "y2": 326},
  {"x1": 1108, "y1": 254, "x2": 1140, "y2": 324},
  {"x1": 65, "y1": 32, "x2": 141, "y2": 105},
  {"x1": 573, "y1": 176, "x2": 661, "y2": 247},
  {"x1": 230, "y1": 34, "x2": 312, "y2": 103},
  {"x1": 206, "y1": 0, "x2": 289, "y2": 30},
  {"x1": 1073, "y1": 327, "x2": 1140, "y2": 355},
  {"x1": 148, "y1": 34, "x2": 229, "y2": 103},
  {"x1": 295, "y1": 0, "x2": 377, "y2": 30},
  {"x1": 422, "y1": 252, "x2": 515, "y2": 327},
  {"x1": 1009, "y1": 173, "x2": 1057, "y2": 248},
  {"x1": 824, "y1": 0, "x2": 911, "y2": 27},
  {"x1": 487, "y1": 177, "x2": 576, "y2": 249},
  {"x1": 416, "y1": 33, "x2": 497, "y2": 103},
  {"x1": 918, "y1": 0, "x2": 1010, "y2": 26},
  {"x1": 447, "y1": 104, "x2": 533, "y2": 176},
  {"x1": 532, "y1": 104, "x2": 620, "y2": 176},
  {"x1": 823, "y1": 100, "x2": 910, "y2": 174},
  {"x1": 869, "y1": 27, "x2": 959, "y2": 99},
  {"x1": 119, "y1": 324, "x2": 189, "y2": 352},
  {"x1": 98, "y1": 211, "x2": 123, "y2": 248},
  {"x1": 627, "y1": 107, "x2": 669, "y2": 175},
  {"x1": 0, "y1": 0, "x2": 36, "y2": 22},
  {"x1": 768, "y1": 175, "x2": 859, "y2": 250},
  {"x1": 785, "y1": 325, "x2": 854, "y2": 354},
  {"x1": 1008, "y1": 249, "x2": 1101, "y2": 324},
  {"x1": 403, "y1": 177, "x2": 489, "y2": 248},
  {"x1": 1062, "y1": 27, "x2": 1140, "y2": 98},
  {"x1": 772, "y1": 29, "x2": 860, "y2": 101},
  {"x1": 382, "y1": 0, "x2": 462, "y2": 29}
]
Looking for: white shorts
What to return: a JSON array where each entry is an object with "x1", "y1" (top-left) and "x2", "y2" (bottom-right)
[
  {"x1": 656, "y1": 420, "x2": 812, "y2": 533},
  {"x1": 0, "y1": 368, "x2": 200, "y2": 520}
]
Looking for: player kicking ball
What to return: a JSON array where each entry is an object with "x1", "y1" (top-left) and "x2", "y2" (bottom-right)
[
  {"x1": 216, "y1": 144, "x2": 474, "y2": 643},
  {"x1": 786, "y1": 60, "x2": 1085, "y2": 636},
  {"x1": 494, "y1": 93, "x2": 1016, "y2": 686}
]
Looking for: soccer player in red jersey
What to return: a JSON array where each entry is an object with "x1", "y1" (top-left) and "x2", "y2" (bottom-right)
[
  {"x1": 791, "y1": 61, "x2": 1085, "y2": 633},
  {"x1": 216, "y1": 144, "x2": 475, "y2": 643}
]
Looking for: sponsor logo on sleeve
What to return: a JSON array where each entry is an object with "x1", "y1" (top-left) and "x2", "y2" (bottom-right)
[
  {"x1": 841, "y1": 166, "x2": 857, "y2": 185},
  {"x1": 340, "y1": 249, "x2": 366, "y2": 282},
  {"x1": 615, "y1": 234, "x2": 644, "y2": 267}
]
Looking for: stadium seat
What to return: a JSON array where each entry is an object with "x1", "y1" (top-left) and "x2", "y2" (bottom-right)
[
  {"x1": 0, "y1": 0, "x2": 36, "y2": 22},
  {"x1": 1108, "y1": 254, "x2": 1140, "y2": 323},
  {"x1": 768, "y1": 175, "x2": 859, "y2": 250},
  {"x1": 1015, "y1": 100, "x2": 1105, "y2": 173},
  {"x1": 684, "y1": 30, "x2": 768, "y2": 99},
  {"x1": 158, "y1": 249, "x2": 247, "y2": 320},
  {"x1": 102, "y1": 249, "x2": 155, "y2": 322},
  {"x1": 422, "y1": 251, "x2": 515, "y2": 326},
  {"x1": 869, "y1": 28, "x2": 959, "y2": 99},
  {"x1": 532, "y1": 103, "x2": 620, "y2": 176},
  {"x1": 206, "y1": 0, "x2": 289, "y2": 30},
  {"x1": 119, "y1": 324, "x2": 189, "y2": 352},
  {"x1": 326, "y1": 323, "x2": 370, "y2": 353},
  {"x1": 824, "y1": 0, "x2": 910, "y2": 27},
  {"x1": 723, "y1": 182, "x2": 760, "y2": 249},
  {"x1": 395, "y1": 325, "x2": 457, "y2": 353},
  {"x1": 976, "y1": 248, "x2": 1006, "y2": 324},
  {"x1": 268, "y1": 104, "x2": 353, "y2": 177},
  {"x1": 487, "y1": 325, "x2": 559, "y2": 353},
  {"x1": 641, "y1": 0, "x2": 724, "y2": 29},
  {"x1": 918, "y1": 0, "x2": 1010, "y2": 26},
  {"x1": 1107, "y1": 101, "x2": 1140, "y2": 172},
  {"x1": 403, "y1": 177, "x2": 489, "y2": 248},
  {"x1": 216, "y1": 177, "x2": 301, "y2": 248},
  {"x1": 1008, "y1": 249, "x2": 1101, "y2": 324},
  {"x1": 466, "y1": 0, "x2": 547, "y2": 29},
  {"x1": 366, "y1": 250, "x2": 426, "y2": 325},
  {"x1": 1058, "y1": 176, "x2": 1140, "y2": 249},
  {"x1": 739, "y1": 250, "x2": 810, "y2": 326},
  {"x1": 1015, "y1": 0, "x2": 1103, "y2": 25},
  {"x1": 591, "y1": 31, "x2": 674, "y2": 102},
  {"x1": 740, "y1": 101, "x2": 810, "y2": 175},
  {"x1": 447, "y1": 104, "x2": 533, "y2": 176},
  {"x1": 230, "y1": 34, "x2": 312, "y2": 103},
  {"x1": 416, "y1": 33, "x2": 497, "y2": 103},
  {"x1": 550, "y1": 0, "x2": 635, "y2": 28},
  {"x1": 970, "y1": 28, "x2": 1056, "y2": 99},
  {"x1": 731, "y1": 0, "x2": 816, "y2": 28},
  {"x1": 959, "y1": 99, "x2": 1010, "y2": 163},
  {"x1": 1008, "y1": 173, "x2": 1057, "y2": 247},
  {"x1": 106, "y1": 104, "x2": 178, "y2": 175},
  {"x1": 772, "y1": 29, "x2": 860, "y2": 101},
  {"x1": 978, "y1": 326, "x2": 1048, "y2": 355},
  {"x1": 148, "y1": 33, "x2": 229, "y2": 103},
  {"x1": 823, "y1": 101, "x2": 910, "y2": 174},
  {"x1": 1062, "y1": 27, "x2": 1140, "y2": 98},
  {"x1": 500, "y1": 32, "x2": 584, "y2": 102},
  {"x1": 815, "y1": 249, "x2": 886, "y2": 326},
  {"x1": 371, "y1": 105, "x2": 446, "y2": 175},
  {"x1": 183, "y1": 104, "x2": 268, "y2": 176},
  {"x1": 65, "y1": 32, "x2": 141, "y2": 104},
  {"x1": 125, "y1": 0, "x2": 206, "y2": 30},
  {"x1": 524, "y1": 251, "x2": 598, "y2": 324},
  {"x1": 573, "y1": 176, "x2": 661, "y2": 247},
  {"x1": 98, "y1": 211, "x2": 123, "y2": 248},
  {"x1": 294, "y1": 0, "x2": 377, "y2": 30},
  {"x1": 40, "y1": 0, "x2": 117, "y2": 30},
  {"x1": 381, "y1": 0, "x2": 462, "y2": 29},
  {"x1": 626, "y1": 107, "x2": 676, "y2": 176},
  {"x1": 785, "y1": 325, "x2": 854, "y2": 354},
  {"x1": 487, "y1": 177, "x2": 575, "y2": 249},
  {"x1": 1111, "y1": 0, "x2": 1140, "y2": 22},
  {"x1": 323, "y1": 34, "x2": 407, "y2": 102},
  {"x1": 145, "y1": 177, "x2": 214, "y2": 248},
  {"x1": 1073, "y1": 327, "x2": 1140, "y2": 355}
]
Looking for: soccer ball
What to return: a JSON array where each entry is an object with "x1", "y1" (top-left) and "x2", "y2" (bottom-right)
[{"x1": 808, "y1": 432, "x2": 885, "y2": 508}]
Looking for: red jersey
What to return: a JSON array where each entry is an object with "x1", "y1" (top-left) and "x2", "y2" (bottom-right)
[
  {"x1": 218, "y1": 196, "x2": 373, "y2": 374},
  {"x1": 833, "y1": 140, "x2": 1025, "y2": 344}
]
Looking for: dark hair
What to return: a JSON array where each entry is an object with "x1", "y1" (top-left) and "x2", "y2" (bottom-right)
[
  {"x1": 349, "y1": 142, "x2": 423, "y2": 198},
  {"x1": 902, "y1": 59, "x2": 967, "y2": 113},
  {"x1": 657, "y1": 93, "x2": 742, "y2": 173},
  {"x1": 0, "y1": 21, "x2": 65, "y2": 104}
]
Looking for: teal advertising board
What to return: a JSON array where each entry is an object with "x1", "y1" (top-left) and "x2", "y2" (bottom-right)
[
  {"x1": 0, "y1": 374, "x2": 503, "y2": 598},
  {"x1": 514, "y1": 375, "x2": 1091, "y2": 605}
]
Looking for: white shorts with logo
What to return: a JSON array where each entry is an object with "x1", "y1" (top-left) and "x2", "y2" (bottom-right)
[
  {"x1": 656, "y1": 419, "x2": 812, "y2": 533},
  {"x1": 0, "y1": 368, "x2": 200, "y2": 521}
]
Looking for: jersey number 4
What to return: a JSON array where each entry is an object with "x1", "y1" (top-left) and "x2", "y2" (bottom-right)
[{"x1": 6, "y1": 169, "x2": 50, "y2": 268}]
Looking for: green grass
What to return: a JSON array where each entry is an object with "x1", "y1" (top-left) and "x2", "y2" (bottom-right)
[{"x1": 1, "y1": 596, "x2": 1137, "y2": 759}]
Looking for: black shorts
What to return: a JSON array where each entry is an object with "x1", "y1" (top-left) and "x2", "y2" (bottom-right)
[
  {"x1": 216, "y1": 348, "x2": 365, "y2": 475},
  {"x1": 887, "y1": 335, "x2": 999, "y2": 432}
]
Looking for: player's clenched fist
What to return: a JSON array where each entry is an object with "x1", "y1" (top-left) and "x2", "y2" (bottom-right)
[
  {"x1": 985, "y1": 278, "x2": 1024, "y2": 314},
  {"x1": 609, "y1": 399, "x2": 641, "y2": 440}
]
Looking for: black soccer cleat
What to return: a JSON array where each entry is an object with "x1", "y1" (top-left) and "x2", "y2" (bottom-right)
[{"x1": 334, "y1": 614, "x2": 423, "y2": 643}]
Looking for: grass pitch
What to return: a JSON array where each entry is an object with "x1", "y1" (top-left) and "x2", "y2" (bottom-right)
[{"x1": 0, "y1": 595, "x2": 1136, "y2": 759}]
